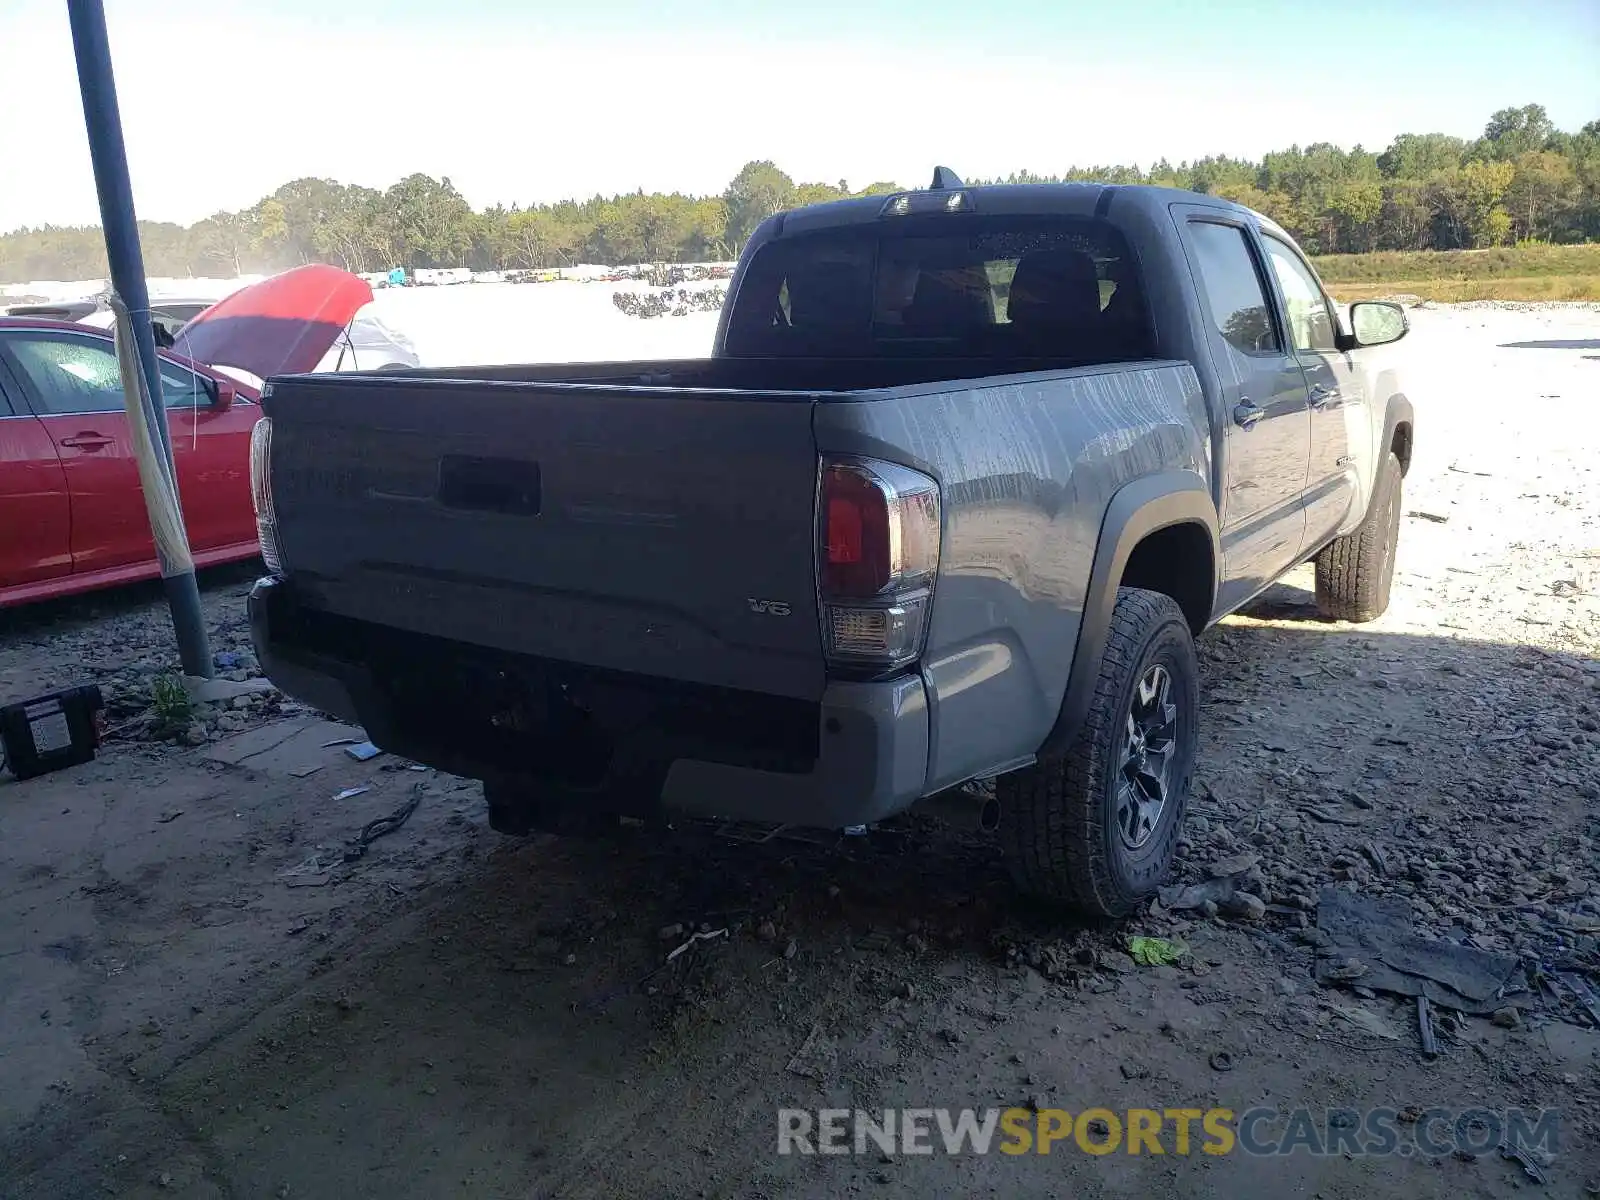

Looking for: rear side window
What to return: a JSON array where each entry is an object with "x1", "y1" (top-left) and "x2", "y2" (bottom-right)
[
  {"x1": 1186, "y1": 221, "x2": 1280, "y2": 355},
  {"x1": 724, "y1": 214, "x2": 1153, "y2": 362}
]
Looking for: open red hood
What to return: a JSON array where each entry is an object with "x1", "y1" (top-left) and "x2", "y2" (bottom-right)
[{"x1": 174, "y1": 264, "x2": 374, "y2": 379}]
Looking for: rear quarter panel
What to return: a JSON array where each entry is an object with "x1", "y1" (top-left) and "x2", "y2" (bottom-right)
[{"x1": 814, "y1": 360, "x2": 1208, "y2": 792}]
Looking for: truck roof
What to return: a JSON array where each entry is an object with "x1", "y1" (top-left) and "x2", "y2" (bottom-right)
[{"x1": 769, "y1": 181, "x2": 1284, "y2": 243}]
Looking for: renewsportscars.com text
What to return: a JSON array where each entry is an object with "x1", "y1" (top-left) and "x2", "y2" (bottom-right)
[{"x1": 777, "y1": 1106, "x2": 1560, "y2": 1159}]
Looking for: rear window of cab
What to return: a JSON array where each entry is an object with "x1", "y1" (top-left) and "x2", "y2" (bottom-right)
[{"x1": 724, "y1": 214, "x2": 1154, "y2": 362}]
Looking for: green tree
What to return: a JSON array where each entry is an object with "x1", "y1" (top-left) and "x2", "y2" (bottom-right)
[
  {"x1": 1507, "y1": 150, "x2": 1579, "y2": 241},
  {"x1": 385, "y1": 174, "x2": 475, "y2": 267},
  {"x1": 4, "y1": 107, "x2": 1600, "y2": 284},
  {"x1": 795, "y1": 181, "x2": 848, "y2": 207},
  {"x1": 191, "y1": 210, "x2": 259, "y2": 276},
  {"x1": 1429, "y1": 160, "x2": 1516, "y2": 248},
  {"x1": 1479, "y1": 104, "x2": 1555, "y2": 161},
  {"x1": 1377, "y1": 133, "x2": 1466, "y2": 179},
  {"x1": 722, "y1": 161, "x2": 797, "y2": 250}
]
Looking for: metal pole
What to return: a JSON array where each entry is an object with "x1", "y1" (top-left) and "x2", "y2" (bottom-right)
[{"x1": 68, "y1": 0, "x2": 212, "y2": 678}]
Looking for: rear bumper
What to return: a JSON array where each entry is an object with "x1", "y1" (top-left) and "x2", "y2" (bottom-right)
[{"x1": 249, "y1": 576, "x2": 930, "y2": 827}]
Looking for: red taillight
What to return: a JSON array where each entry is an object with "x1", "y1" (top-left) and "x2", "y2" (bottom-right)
[
  {"x1": 823, "y1": 464, "x2": 891, "y2": 597},
  {"x1": 817, "y1": 456, "x2": 941, "y2": 671}
]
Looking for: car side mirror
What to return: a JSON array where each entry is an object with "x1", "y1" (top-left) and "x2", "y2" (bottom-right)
[
  {"x1": 210, "y1": 379, "x2": 237, "y2": 411},
  {"x1": 1343, "y1": 301, "x2": 1408, "y2": 349}
]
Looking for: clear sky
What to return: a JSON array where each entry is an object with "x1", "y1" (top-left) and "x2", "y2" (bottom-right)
[{"x1": 1, "y1": 0, "x2": 1596, "y2": 233}]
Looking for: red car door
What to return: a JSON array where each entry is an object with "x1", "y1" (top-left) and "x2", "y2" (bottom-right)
[
  {"x1": 157, "y1": 357, "x2": 259, "y2": 552},
  {"x1": 0, "y1": 329, "x2": 260, "y2": 570},
  {"x1": 0, "y1": 356, "x2": 73, "y2": 596},
  {"x1": 0, "y1": 328, "x2": 146, "y2": 574}
]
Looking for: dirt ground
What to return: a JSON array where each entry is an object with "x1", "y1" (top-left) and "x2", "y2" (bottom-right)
[{"x1": 2, "y1": 303, "x2": 1598, "y2": 1200}]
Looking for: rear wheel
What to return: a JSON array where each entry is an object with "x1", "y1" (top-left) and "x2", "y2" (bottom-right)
[
  {"x1": 1315, "y1": 450, "x2": 1402, "y2": 623},
  {"x1": 998, "y1": 587, "x2": 1199, "y2": 916}
]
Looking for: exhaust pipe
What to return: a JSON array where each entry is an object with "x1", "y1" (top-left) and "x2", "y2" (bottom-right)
[{"x1": 914, "y1": 783, "x2": 1001, "y2": 833}]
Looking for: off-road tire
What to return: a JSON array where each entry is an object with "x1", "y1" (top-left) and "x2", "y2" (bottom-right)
[
  {"x1": 997, "y1": 587, "x2": 1199, "y2": 916},
  {"x1": 1315, "y1": 450, "x2": 1402, "y2": 623}
]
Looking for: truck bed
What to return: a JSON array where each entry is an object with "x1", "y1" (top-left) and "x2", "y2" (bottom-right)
[{"x1": 261, "y1": 354, "x2": 1174, "y2": 703}]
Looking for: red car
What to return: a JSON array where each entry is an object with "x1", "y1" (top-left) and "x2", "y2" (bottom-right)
[{"x1": 0, "y1": 266, "x2": 373, "y2": 607}]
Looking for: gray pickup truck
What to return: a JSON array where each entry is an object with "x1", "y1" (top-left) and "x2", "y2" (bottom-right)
[{"x1": 246, "y1": 176, "x2": 1414, "y2": 916}]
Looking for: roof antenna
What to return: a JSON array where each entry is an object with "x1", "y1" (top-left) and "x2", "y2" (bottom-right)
[{"x1": 929, "y1": 166, "x2": 964, "y2": 190}]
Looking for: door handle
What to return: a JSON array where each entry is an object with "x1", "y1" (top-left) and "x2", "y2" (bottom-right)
[
  {"x1": 1309, "y1": 385, "x2": 1341, "y2": 409},
  {"x1": 1232, "y1": 399, "x2": 1264, "y2": 430},
  {"x1": 60, "y1": 433, "x2": 114, "y2": 450}
]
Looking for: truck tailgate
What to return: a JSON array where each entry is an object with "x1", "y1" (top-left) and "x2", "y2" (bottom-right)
[{"x1": 264, "y1": 378, "x2": 826, "y2": 700}]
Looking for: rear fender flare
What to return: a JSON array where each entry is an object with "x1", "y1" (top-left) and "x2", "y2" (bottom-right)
[{"x1": 1037, "y1": 471, "x2": 1219, "y2": 757}]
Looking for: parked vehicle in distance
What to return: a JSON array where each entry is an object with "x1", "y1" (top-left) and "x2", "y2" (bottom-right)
[
  {"x1": 6, "y1": 297, "x2": 214, "y2": 346},
  {"x1": 0, "y1": 266, "x2": 382, "y2": 608},
  {"x1": 8, "y1": 292, "x2": 420, "y2": 373},
  {"x1": 248, "y1": 176, "x2": 1414, "y2": 915}
]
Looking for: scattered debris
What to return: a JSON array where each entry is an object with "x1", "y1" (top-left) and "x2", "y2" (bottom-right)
[
  {"x1": 1158, "y1": 877, "x2": 1238, "y2": 911},
  {"x1": 1127, "y1": 936, "x2": 1186, "y2": 967},
  {"x1": 1314, "y1": 890, "x2": 1529, "y2": 1015},
  {"x1": 1407, "y1": 511, "x2": 1450, "y2": 523},
  {"x1": 1499, "y1": 1140, "x2": 1550, "y2": 1185},
  {"x1": 1492, "y1": 1006, "x2": 1522, "y2": 1030},
  {"x1": 345, "y1": 741, "x2": 383, "y2": 762},
  {"x1": 1207, "y1": 1051, "x2": 1234, "y2": 1072},
  {"x1": 333, "y1": 787, "x2": 371, "y2": 802},
  {"x1": 666, "y1": 928, "x2": 728, "y2": 963},
  {"x1": 1324, "y1": 1000, "x2": 1402, "y2": 1041},
  {"x1": 341, "y1": 785, "x2": 425, "y2": 862},
  {"x1": 786, "y1": 1022, "x2": 836, "y2": 1080},
  {"x1": 155, "y1": 809, "x2": 183, "y2": 824},
  {"x1": 1358, "y1": 842, "x2": 1389, "y2": 877},
  {"x1": 1416, "y1": 996, "x2": 1439, "y2": 1059},
  {"x1": 1221, "y1": 892, "x2": 1268, "y2": 921},
  {"x1": 1305, "y1": 805, "x2": 1369, "y2": 827},
  {"x1": 1555, "y1": 972, "x2": 1600, "y2": 1026},
  {"x1": 1205, "y1": 852, "x2": 1261, "y2": 878}
]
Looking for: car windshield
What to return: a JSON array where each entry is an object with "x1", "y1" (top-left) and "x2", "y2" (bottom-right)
[{"x1": 723, "y1": 213, "x2": 1154, "y2": 362}]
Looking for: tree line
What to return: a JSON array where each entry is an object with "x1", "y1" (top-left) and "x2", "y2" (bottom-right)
[{"x1": 1, "y1": 104, "x2": 1595, "y2": 285}]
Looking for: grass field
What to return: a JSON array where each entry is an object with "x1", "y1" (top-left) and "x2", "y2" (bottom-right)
[
  {"x1": 1312, "y1": 243, "x2": 1600, "y2": 302},
  {"x1": 1326, "y1": 274, "x2": 1600, "y2": 302}
]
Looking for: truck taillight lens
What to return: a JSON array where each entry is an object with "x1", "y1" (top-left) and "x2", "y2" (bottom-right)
[
  {"x1": 818, "y1": 457, "x2": 940, "y2": 671},
  {"x1": 249, "y1": 417, "x2": 284, "y2": 574}
]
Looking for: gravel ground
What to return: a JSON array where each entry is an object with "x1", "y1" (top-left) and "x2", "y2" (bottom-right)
[{"x1": 0, "y1": 302, "x2": 1597, "y2": 1199}]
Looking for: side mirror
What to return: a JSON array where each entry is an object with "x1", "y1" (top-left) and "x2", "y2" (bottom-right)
[
  {"x1": 210, "y1": 379, "x2": 237, "y2": 411},
  {"x1": 1344, "y1": 301, "x2": 1408, "y2": 349}
]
